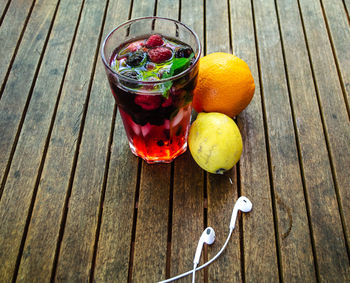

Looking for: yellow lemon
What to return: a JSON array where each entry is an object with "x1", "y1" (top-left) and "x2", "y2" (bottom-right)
[{"x1": 188, "y1": 112, "x2": 243, "y2": 174}]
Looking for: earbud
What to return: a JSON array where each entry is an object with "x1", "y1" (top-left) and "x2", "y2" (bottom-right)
[
  {"x1": 229, "y1": 196, "x2": 253, "y2": 230},
  {"x1": 158, "y1": 197, "x2": 253, "y2": 283},
  {"x1": 193, "y1": 227, "x2": 215, "y2": 265}
]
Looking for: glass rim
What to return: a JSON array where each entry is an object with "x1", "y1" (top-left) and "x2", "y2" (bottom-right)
[{"x1": 101, "y1": 16, "x2": 202, "y2": 85}]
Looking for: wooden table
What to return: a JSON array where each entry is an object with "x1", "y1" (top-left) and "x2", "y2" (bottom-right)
[{"x1": 1, "y1": 0, "x2": 349, "y2": 282}]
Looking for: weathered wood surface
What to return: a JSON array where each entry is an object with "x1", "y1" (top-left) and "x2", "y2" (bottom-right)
[
  {"x1": 0, "y1": 0, "x2": 85, "y2": 281},
  {"x1": 93, "y1": 0, "x2": 135, "y2": 282},
  {"x1": 205, "y1": 1, "x2": 243, "y2": 282},
  {"x1": 0, "y1": 0, "x2": 35, "y2": 95},
  {"x1": 15, "y1": 0, "x2": 108, "y2": 282},
  {"x1": 168, "y1": 1, "x2": 206, "y2": 282},
  {"x1": 0, "y1": 0, "x2": 59, "y2": 192},
  {"x1": 320, "y1": 0, "x2": 350, "y2": 113},
  {"x1": 253, "y1": 0, "x2": 317, "y2": 282},
  {"x1": 230, "y1": 0, "x2": 280, "y2": 282},
  {"x1": 0, "y1": 0, "x2": 349, "y2": 282}
]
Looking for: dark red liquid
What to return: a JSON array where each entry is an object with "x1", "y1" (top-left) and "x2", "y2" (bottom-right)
[{"x1": 107, "y1": 35, "x2": 198, "y2": 163}]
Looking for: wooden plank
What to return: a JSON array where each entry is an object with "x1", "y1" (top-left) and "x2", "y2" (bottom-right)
[
  {"x1": 93, "y1": 116, "x2": 139, "y2": 283},
  {"x1": 55, "y1": 0, "x2": 132, "y2": 282},
  {"x1": 0, "y1": 0, "x2": 85, "y2": 281},
  {"x1": 297, "y1": 0, "x2": 350, "y2": 280},
  {"x1": 321, "y1": 0, "x2": 350, "y2": 112},
  {"x1": 130, "y1": 1, "x2": 171, "y2": 281},
  {"x1": 0, "y1": 0, "x2": 10, "y2": 23},
  {"x1": 344, "y1": 0, "x2": 350, "y2": 18},
  {"x1": 252, "y1": 0, "x2": 319, "y2": 281},
  {"x1": 132, "y1": 163, "x2": 171, "y2": 282},
  {"x1": 0, "y1": 0, "x2": 35, "y2": 94},
  {"x1": 15, "y1": 0, "x2": 107, "y2": 281},
  {"x1": 132, "y1": 0, "x2": 155, "y2": 18},
  {"x1": 276, "y1": 0, "x2": 343, "y2": 281},
  {"x1": 229, "y1": 0, "x2": 279, "y2": 281},
  {"x1": 0, "y1": 0, "x2": 58, "y2": 191},
  {"x1": 181, "y1": 0, "x2": 204, "y2": 53},
  {"x1": 170, "y1": 153, "x2": 204, "y2": 279},
  {"x1": 205, "y1": 1, "x2": 242, "y2": 282},
  {"x1": 206, "y1": 0, "x2": 231, "y2": 55},
  {"x1": 166, "y1": 0, "x2": 205, "y2": 281}
]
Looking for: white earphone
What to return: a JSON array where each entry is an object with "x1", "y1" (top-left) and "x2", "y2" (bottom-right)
[
  {"x1": 192, "y1": 227, "x2": 215, "y2": 282},
  {"x1": 193, "y1": 227, "x2": 216, "y2": 265},
  {"x1": 158, "y1": 196, "x2": 253, "y2": 283},
  {"x1": 229, "y1": 196, "x2": 253, "y2": 230}
]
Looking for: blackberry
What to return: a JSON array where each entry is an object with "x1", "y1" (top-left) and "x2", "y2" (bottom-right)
[
  {"x1": 126, "y1": 51, "x2": 146, "y2": 67},
  {"x1": 121, "y1": 70, "x2": 139, "y2": 80},
  {"x1": 132, "y1": 112, "x2": 149, "y2": 126},
  {"x1": 120, "y1": 70, "x2": 139, "y2": 88},
  {"x1": 175, "y1": 47, "x2": 193, "y2": 58}
]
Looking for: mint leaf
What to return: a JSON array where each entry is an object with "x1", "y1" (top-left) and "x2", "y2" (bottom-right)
[
  {"x1": 160, "y1": 54, "x2": 194, "y2": 98},
  {"x1": 161, "y1": 71, "x2": 172, "y2": 98},
  {"x1": 171, "y1": 53, "x2": 194, "y2": 76}
]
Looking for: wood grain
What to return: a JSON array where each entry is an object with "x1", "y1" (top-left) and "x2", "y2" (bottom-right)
[
  {"x1": 298, "y1": 0, "x2": 350, "y2": 280},
  {"x1": 15, "y1": 0, "x2": 107, "y2": 281},
  {"x1": 252, "y1": 0, "x2": 319, "y2": 281},
  {"x1": 93, "y1": 114, "x2": 139, "y2": 283},
  {"x1": 0, "y1": 1, "x2": 348, "y2": 282},
  {"x1": 276, "y1": 0, "x2": 343, "y2": 280},
  {"x1": 205, "y1": 1, "x2": 243, "y2": 282},
  {"x1": 0, "y1": 0, "x2": 85, "y2": 281},
  {"x1": 0, "y1": 0, "x2": 10, "y2": 24},
  {"x1": 132, "y1": 162, "x2": 171, "y2": 282},
  {"x1": 181, "y1": 0, "x2": 204, "y2": 52},
  {"x1": 165, "y1": 0, "x2": 205, "y2": 281},
  {"x1": 0, "y1": 0, "x2": 58, "y2": 192},
  {"x1": 129, "y1": 2, "x2": 172, "y2": 281},
  {"x1": 0, "y1": 0, "x2": 35, "y2": 93},
  {"x1": 55, "y1": 0, "x2": 132, "y2": 281},
  {"x1": 229, "y1": 0, "x2": 280, "y2": 281},
  {"x1": 320, "y1": 0, "x2": 350, "y2": 112}
]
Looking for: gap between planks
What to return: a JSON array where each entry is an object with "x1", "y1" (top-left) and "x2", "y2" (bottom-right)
[
  {"x1": 0, "y1": 0, "x2": 60, "y2": 201},
  {"x1": 11, "y1": 0, "x2": 87, "y2": 281},
  {"x1": 274, "y1": 0, "x2": 320, "y2": 280},
  {"x1": 50, "y1": 0, "x2": 112, "y2": 281},
  {"x1": 0, "y1": 0, "x2": 12, "y2": 26},
  {"x1": 0, "y1": 0, "x2": 37, "y2": 101},
  {"x1": 319, "y1": 0, "x2": 350, "y2": 118},
  {"x1": 297, "y1": 0, "x2": 350, "y2": 263},
  {"x1": 249, "y1": 0, "x2": 284, "y2": 281}
]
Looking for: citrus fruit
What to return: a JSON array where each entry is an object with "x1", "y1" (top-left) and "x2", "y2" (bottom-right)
[
  {"x1": 193, "y1": 52, "x2": 255, "y2": 117},
  {"x1": 188, "y1": 112, "x2": 243, "y2": 174}
]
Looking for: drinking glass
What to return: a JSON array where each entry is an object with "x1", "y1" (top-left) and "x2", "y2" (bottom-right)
[{"x1": 101, "y1": 17, "x2": 201, "y2": 163}]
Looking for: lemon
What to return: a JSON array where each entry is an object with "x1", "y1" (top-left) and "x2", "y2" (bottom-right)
[{"x1": 188, "y1": 112, "x2": 243, "y2": 174}]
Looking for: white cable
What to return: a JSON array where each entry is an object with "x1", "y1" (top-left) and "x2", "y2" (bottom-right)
[
  {"x1": 192, "y1": 263, "x2": 197, "y2": 283},
  {"x1": 157, "y1": 228, "x2": 233, "y2": 283}
]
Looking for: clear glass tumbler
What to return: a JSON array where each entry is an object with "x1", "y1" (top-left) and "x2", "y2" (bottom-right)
[{"x1": 101, "y1": 17, "x2": 201, "y2": 163}]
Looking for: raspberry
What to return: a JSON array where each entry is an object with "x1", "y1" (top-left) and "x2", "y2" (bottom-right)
[
  {"x1": 127, "y1": 40, "x2": 144, "y2": 52},
  {"x1": 134, "y1": 94, "x2": 162, "y2": 110},
  {"x1": 146, "y1": 34, "x2": 164, "y2": 47},
  {"x1": 161, "y1": 96, "x2": 173, "y2": 107},
  {"x1": 148, "y1": 47, "x2": 172, "y2": 64}
]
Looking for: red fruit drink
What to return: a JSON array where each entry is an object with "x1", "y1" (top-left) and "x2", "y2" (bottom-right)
[{"x1": 101, "y1": 17, "x2": 201, "y2": 163}]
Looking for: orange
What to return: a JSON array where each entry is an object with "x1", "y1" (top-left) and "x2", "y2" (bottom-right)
[{"x1": 193, "y1": 52, "x2": 255, "y2": 117}]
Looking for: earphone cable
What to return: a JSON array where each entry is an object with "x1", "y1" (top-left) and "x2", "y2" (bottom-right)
[
  {"x1": 157, "y1": 228, "x2": 234, "y2": 283},
  {"x1": 192, "y1": 263, "x2": 197, "y2": 283}
]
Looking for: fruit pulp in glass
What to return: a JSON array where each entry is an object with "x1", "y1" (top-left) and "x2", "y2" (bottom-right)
[{"x1": 108, "y1": 34, "x2": 198, "y2": 163}]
